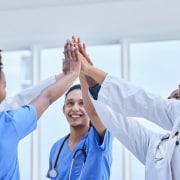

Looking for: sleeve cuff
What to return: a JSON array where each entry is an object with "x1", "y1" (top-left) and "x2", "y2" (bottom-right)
[{"x1": 89, "y1": 83, "x2": 101, "y2": 100}]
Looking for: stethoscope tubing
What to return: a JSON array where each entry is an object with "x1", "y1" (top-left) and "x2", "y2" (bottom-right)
[{"x1": 49, "y1": 133, "x2": 87, "y2": 178}]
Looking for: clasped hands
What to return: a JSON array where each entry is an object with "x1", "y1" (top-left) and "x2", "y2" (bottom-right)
[{"x1": 62, "y1": 36, "x2": 92, "y2": 78}]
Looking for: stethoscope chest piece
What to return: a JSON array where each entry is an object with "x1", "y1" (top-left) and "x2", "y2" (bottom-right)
[{"x1": 49, "y1": 168, "x2": 58, "y2": 178}]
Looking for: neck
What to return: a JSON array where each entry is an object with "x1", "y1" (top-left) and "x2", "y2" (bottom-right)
[
  {"x1": 68, "y1": 126, "x2": 89, "y2": 150},
  {"x1": 70, "y1": 126, "x2": 89, "y2": 140}
]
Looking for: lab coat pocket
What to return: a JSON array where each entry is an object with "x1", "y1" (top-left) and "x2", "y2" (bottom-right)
[
  {"x1": 154, "y1": 134, "x2": 176, "y2": 167},
  {"x1": 154, "y1": 138, "x2": 169, "y2": 167}
]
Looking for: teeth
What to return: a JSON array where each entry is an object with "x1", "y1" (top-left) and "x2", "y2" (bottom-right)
[{"x1": 71, "y1": 115, "x2": 81, "y2": 118}]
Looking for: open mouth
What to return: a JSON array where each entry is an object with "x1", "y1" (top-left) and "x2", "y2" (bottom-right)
[{"x1": 70, "y1": 114, "x2": 82, "y2": 118}]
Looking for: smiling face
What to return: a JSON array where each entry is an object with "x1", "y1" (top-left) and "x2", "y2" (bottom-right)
[{"x1": 63, "y1": 88, "x2": 90, "y2": 128}]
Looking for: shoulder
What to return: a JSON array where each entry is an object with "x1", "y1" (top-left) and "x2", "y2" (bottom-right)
[{"x1": 51, "y1": 134, "x2": 69, "y2": 150}]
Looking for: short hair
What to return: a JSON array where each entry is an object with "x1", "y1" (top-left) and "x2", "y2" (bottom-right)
[{"x1": 65, "y1": 84, "x2": 81, "y2": 99}]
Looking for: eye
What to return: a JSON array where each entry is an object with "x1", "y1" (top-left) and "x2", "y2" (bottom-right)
[
  {"x1": 79, "y1": 101, "x2": 84, "y2": 106},
  {"x1": 66, "y1": 101, "x2": 74, "y2": 106}
]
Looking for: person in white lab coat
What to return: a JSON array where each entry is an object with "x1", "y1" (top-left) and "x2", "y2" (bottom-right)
[{"x1": 67, "y1": 37, "x2": 180, "y2": 180}]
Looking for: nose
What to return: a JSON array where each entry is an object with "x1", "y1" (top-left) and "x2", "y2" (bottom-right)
[{"x1": 71, "y1": 103, "x2": 80, "y2": 111}]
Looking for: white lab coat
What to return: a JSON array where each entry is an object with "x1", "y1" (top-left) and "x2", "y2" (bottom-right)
[
  {"x1": 91, "y1": 74, "x2": 180, "y2": 180},
  {"x1": 0, "y1": 75, "x2": 56, "y2": 111}
]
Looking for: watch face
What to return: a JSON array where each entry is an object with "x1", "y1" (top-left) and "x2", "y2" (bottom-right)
[{"x1": 49, "y1": 169, "x2": 57, "y2": 178}]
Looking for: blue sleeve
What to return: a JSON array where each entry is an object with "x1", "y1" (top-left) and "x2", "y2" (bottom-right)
[
  {"x1": 7, "y1": 105, "x2": 37, "y2": 140},
  {"x1": 91, "y1": 127, "x2": 113, "y2": 151},
  {"x1": 89, "y1": 84, "x2": 101, "y2": 100}
]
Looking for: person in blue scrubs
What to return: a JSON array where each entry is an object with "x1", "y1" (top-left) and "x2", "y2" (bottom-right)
[
  {"x1": 46, "y1": 41, "x2": 113, "y2": 180},
  {"x1": 0, "y1": 47, "x2": 81, "y2": 180}
]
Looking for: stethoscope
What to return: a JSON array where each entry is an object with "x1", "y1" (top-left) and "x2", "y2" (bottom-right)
[
  {"x1": 49, "y1": 134, "x2": 87, "y2": 179},
  {"x1": 155, "y1": 130, "x2": 180, "y2": 163}
]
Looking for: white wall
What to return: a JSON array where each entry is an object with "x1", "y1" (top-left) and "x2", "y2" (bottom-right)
[{"x1": 0, "y1": 0, "x2": 180, "y2": 50}]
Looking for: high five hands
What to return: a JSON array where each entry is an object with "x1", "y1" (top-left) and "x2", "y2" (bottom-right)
[
  {"x1": 63, "y1": 39, "x2": 81, "y2": 76},
  {"x1": 63, "y1": 37, "x2": 92, "y2": 75},
  {"x1": 63, "y1": 36, "x2": 99, "y2": 87}
]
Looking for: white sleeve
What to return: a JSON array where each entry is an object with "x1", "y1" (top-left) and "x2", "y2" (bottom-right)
[
  {"x1": 97, "y1": 74, "x2": 180, "y2": 130},
  {"x1": 91, "y1": 98, "x2": 156, "y2": 164},
  {"x1": 0, "y1": 75, "x2": 56, "y2": 111}
]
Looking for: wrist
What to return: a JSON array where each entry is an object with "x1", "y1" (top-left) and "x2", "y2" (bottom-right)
[{"x1": 55, "y1": 73, "x2": 64, "y2": 81}]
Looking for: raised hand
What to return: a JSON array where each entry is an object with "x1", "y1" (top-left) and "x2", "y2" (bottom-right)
[
  {"x1": 63, "y1": 39, "x2": 81, "y2": 76},
  {"x1": 72, "y1": 36, "x2": 93, "y2": 66},
  {"x1": 71, "y1": 36, "x2": 98, "y2": 87}
]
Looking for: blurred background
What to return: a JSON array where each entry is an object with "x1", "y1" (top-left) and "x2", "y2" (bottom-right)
[{"x1": 1, "y1": 0, "x2": 180, "y2": 179}]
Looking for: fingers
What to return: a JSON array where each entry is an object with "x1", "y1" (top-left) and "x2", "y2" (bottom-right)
[
  {"x1": 67, "y1": 40, "x2": 74, "y2": 60},
  {"x1": 63, "y1": 41, "x2": 68, "y2": 62},
  {"x1": 72, "y1": 36, "x2": 81, "y2": 45},
  {"x1": 62, "y1": 58, "x2": 68, "y2": 74},
  {"x1": 71, "y1": 36, "x2": 93, "y2": 66},
  {"x1": 63, "y1": 36, "x2": 93, "y2": 76},
  {"x1": 63, "y1": 39, "x2": 81, "y2": 75},
  {"x1": 64, "y1": 39, "x2": 77, "y2": 63}
]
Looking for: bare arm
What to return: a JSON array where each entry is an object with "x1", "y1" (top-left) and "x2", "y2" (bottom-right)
[
  {"x1": 0, "y1": 75, "x2": 58, "y2": 111},
  {"x1": 80, "y1": 73, "x2": 106, "y2": 140},
  {"x1": 30, "y1": 41, "x2": 81, "y2": 119},
  {"x1": 64, "y1": 38, "x2": 106, "y2": 139}
]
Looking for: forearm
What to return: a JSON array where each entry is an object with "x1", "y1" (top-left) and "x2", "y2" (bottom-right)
[
  {"x1": 31, "y1": 71, "x2": 78, "y2": 119},
  {"x1": 80, "y1": 75, "x2": 96, "y2": 115},
  {"x1": 82, "y1": 64, "x2": 107, "y2": 86},
  {"x1": 0, "y1": 75, "x2": 56, "y2": 111},
  {"x1": 80, "y1": 74, "x2": 106, "y2": 139}
]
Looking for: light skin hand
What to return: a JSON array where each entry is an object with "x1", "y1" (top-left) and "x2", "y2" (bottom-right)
[
  {"x1": 63, "y1": 38, "x2": 89, "y2": 76},
  {"x1": 71, "y1": 36, "x2": 98, "y2": 87},
  {"x1": 30, "y1": 43, "x2": 80, "y2": 120},
  {"x1": 72, "y1": 36, "x2": 93, "y2": 65},
  {"x1": 68, "y1": 36, "x2": 107, "y2": 85},
  {"x1": 63, "y1": 40, "x2": 81, "y2": 75}
]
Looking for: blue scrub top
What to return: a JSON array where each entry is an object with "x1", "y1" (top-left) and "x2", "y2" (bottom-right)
[
  {"x1": 0, "y1": 105, "x2": 37, "y2": 180},
  {"x1": 47, "y1": 126, "x2": 113, "y2": 180}
]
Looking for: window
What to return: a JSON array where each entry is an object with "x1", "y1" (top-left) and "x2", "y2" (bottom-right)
[{"x1": 130, "y1": 40, "x2": 180, "y2": 180}]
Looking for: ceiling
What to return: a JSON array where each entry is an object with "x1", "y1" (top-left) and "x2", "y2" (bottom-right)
[
  {"x1": 0, "y1": 0, "x2": 129, "y2": 11},
  {"x1": 0, "y1": 0, "x2": 180, "y2": 50}
]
